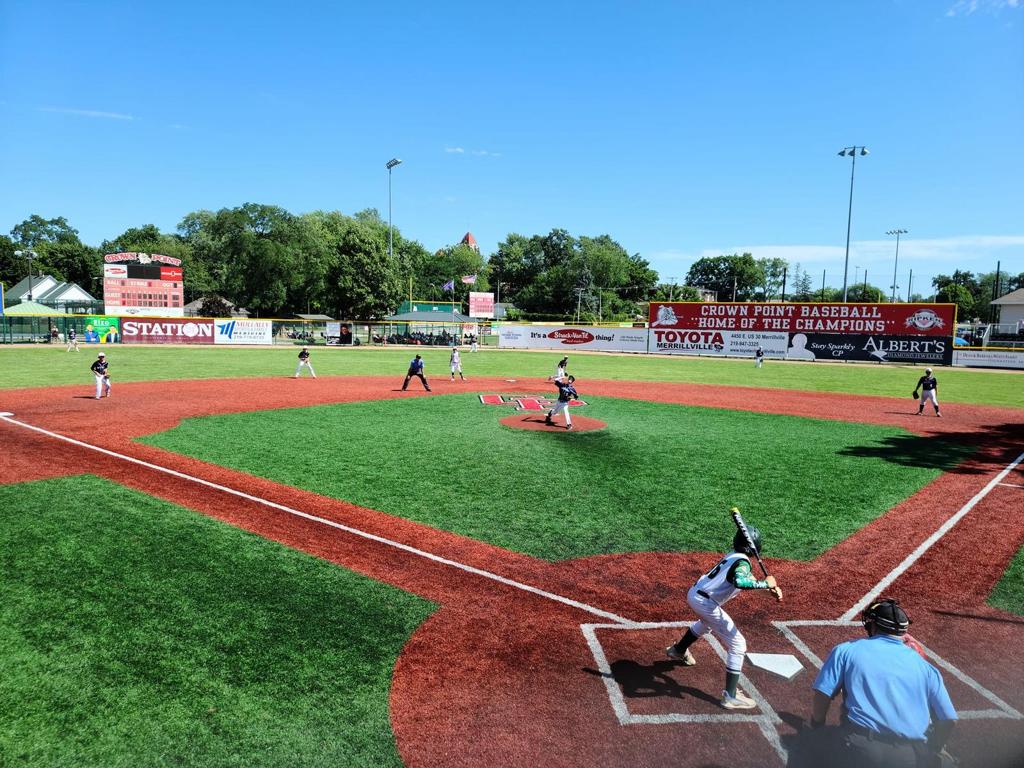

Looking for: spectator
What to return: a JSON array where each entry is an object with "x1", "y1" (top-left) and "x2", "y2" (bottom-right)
[{"x1": 808, "y1": 597, "x2": 957, "y2": 767}]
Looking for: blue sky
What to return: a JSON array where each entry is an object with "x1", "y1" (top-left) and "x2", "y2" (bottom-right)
[{"x1": 1, "y1": 0, "x2": 1021, "y2": 294}]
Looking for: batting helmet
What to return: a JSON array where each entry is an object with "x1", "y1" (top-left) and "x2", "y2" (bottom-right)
[
  {"x1": 733, "y1": 525, "x2": 762, "y2": 556},
  {"x1": 861, "y1": 597, "x2": 910, "y2": 635}
]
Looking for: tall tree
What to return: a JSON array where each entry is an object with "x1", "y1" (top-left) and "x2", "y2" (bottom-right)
[
  {"x1": 756, "y1": 257, "x2": 788, "y2": 301},
  {"x1": 685, "y1": 253, "x2": 761, "y2": 300},
  {"x1": 0, "y1": 234, "x2": 19, "y2": 290}
]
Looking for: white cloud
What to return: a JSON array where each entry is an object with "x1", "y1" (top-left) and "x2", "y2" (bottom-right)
[
  {"x1": 445, "y1": 146, "x2": 501, "y2": 157},
  {"x1": 649, "y1": 235, "x2": 1024, "y2": 294},
  {"x1": 947, "y1": 0, "x2": 1020, "y2": 16},
  {"x1": 39, "y1": 106, "x2": 135, "y2": 120}
]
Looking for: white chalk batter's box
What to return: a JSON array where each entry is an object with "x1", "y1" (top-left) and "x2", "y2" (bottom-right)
[
  {"x1": 582, "y1": 620, "x2": 1021, "y2": 764},
  {"x1": 479, "y1": 394, "x2": 587, "y2": 411}
]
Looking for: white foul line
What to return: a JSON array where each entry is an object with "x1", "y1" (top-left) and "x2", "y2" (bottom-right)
[
  {"x1": 841, "y1": 451, "x2": 1024, "y2": 622},
  {"x1": 0, "y1": 414, "x2": 635, "y2": 626}
]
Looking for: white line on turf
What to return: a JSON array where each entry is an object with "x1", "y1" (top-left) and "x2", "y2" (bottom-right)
[
  {"x1": 840, "y1": 450, "x2": 1024, "y2": 622},
  {"x1": 581, "y1": 621, "x2": 787, "y2": 762},
  {"x1": 0, "y1": 413, "x2": 635, "y2": 626},
  {"x1": 997, "y1": 482, "x2": 1024, "y2": 489}
]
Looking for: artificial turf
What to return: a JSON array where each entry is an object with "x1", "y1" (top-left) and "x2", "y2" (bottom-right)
[
  {"x1": 1, "y1": 344, "x2": 1022, "y2": 408},
  {"x1": 138, "y1": 395, "x2": 972, "y2": 562},
  {"x1": 990, "y1": 545, "x2": 1024, "y2": 617},
  {"x1": 0, "y1": 475, "x2": 434, "y2": 768}
]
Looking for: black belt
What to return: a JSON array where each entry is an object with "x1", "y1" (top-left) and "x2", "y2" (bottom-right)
[
  {"x1": 696, "y1": 590, "x2": 714, "y2": 601},
  {"x1": 846, "y1": 723, "x2": 916, "y2": 746}
]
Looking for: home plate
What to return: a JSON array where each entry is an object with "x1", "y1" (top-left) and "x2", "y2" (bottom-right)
[{"x1": 746, "y1": 653, "x2": 803, "y2": 679}]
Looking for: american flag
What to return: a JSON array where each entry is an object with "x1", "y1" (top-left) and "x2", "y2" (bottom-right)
[
  {"x1": 461, "y1": 274, "x2": 477, "y2": 285},
  {"x1": 442, "y1": 280, "x2": 454, "y2": 292}
]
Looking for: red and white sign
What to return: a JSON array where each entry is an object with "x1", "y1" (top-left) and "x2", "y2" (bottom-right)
[
  {"x1": 160, "y1": 266, "x2": 183, "y2": 281},
  {"x1": 104, "y1": 252, "x2": 182, "y2": 266},
  {"x1": 122, "y1": 318, "x2": 214, "y2": 344},
  {"x1": 469, "y1": 291, "x2": 495, "y2": 318},
  {"x1": 497, "y1": 324, "x2": 648, "y2": 352},
  {"x1": 103, "y1": 265, "x2": 128, "y2": 278},
  {"x1": 649, "y1": 302, "x2": 955, "y2": 337}
]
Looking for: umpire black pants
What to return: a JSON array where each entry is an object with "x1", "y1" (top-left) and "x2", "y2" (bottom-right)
[{"x1": 402, "y1": 372, "x2": 431, "y2": 391}]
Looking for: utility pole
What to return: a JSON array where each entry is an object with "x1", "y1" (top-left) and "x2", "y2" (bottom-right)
[{"x1": 667, "y1": 276, "x2": 677, "y2": 301}]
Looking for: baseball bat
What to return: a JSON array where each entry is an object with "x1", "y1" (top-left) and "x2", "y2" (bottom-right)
[{"x1": 730, "y1": 507, "x2": 770, "y2": 579}]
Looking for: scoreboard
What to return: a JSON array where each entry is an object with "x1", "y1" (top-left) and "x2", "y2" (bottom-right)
[{"x1": 103, "y1": 253, "x2": 184, "y2": 317}]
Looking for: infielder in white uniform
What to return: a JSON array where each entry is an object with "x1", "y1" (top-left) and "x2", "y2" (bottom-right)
[
  {"x1": 294, "y1": 346, "x2": 316, "y2": 378},
  {"x1": 450, "y1": 347, "x2": 466, "y2": 381},
  {"x1": 666, "y1": 525, "x2": 782, "y2": 710}
]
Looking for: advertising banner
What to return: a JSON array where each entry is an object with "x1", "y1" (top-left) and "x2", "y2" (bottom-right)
[
  {"x1": 84, "y1": 316, "x2": 120, "y2": 343},
  {"x1": 213, "y1": 318, "x2": 273, "y2": 345},
  {"x1": 326, "y1": 322, "x2": 354, "y2": 345},
  {"x1": 649, "y1": 302, "x2": 955, "y2": 337},
  {"x1": 952, "y1": 350, "x2": 1024, "y2": 369},
  {"x1": 122, "y1": 318, "x2": 214, "y2": 344},
  {"x1": 650, "y1": 329, "x2": 789, "y2": 357},
  {"x1": 497, "y1": 325, "x2": 648, "y2": 352},
  {"x1": 786, "y1": 334, "x2": 952, "y2": 365},
  {"x1": 469, "y1": 292, "x2": 495, "y2": 318}
]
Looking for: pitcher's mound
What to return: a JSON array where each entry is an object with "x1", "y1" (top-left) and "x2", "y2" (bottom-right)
[{"x1": 500, "y1": 414, "x2": 606, "y2": 433}]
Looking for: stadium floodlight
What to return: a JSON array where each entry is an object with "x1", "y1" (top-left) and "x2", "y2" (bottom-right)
[
  {"x1": 13, "y1": 249, "x2": 38, "y2": 301},
  {"x1": 837, "y1": 145, "x2": 869, "y2": 302},
  {"x1": 386, "y1": 158, "x2": 403, "y2": 260},
  {"x1": 887, "y1": 228, "x2": 908, "y2": 303}
]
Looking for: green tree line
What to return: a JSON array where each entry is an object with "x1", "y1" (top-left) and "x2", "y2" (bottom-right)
[{"x1": 3, "y1": 211, "x2": 1020, "y2": 321}]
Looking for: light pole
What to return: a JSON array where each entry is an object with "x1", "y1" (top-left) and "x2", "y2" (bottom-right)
[
  {"x1": 837, "y1": 145, "x2": 869, "y2": 302},
  {"x1": 886, "y1": 228, "x2": 907, "y2": 303},
  {"x1": 386, "y1": 158, "x2": 402, "y2": 260},
  {"x1": 667, "y1": 276, "x2": 678, "y2": 301},
  {"x1": 14, "y1": 250, "x2": 38, "y2": 301}
]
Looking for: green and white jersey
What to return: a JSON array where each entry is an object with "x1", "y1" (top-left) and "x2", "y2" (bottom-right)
[{"x1": 694, "y1": 551, "x2": 770, "y2": 604}]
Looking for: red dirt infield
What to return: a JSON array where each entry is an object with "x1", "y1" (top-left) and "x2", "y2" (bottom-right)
[
  {"x1": 2, "y1": 376, "x2": 1023, "y2": 767},
  {"x1": 499, "y1": 412, "x2": 607, "y2": 432}
]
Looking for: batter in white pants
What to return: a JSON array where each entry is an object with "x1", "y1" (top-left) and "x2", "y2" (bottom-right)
[{"x1": 686, "y1": 587, "x2": 747, "y2": 672}]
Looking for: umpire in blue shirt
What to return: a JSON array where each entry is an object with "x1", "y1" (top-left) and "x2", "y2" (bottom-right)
[{"x1": 809, "y1": 597, "x2": 957, "y2": 767}]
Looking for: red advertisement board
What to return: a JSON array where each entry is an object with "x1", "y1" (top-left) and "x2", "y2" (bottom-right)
[
  {"x1": 121, "y1": 318, "x2": 214, "y2": 344},
  {"x1": 648, "y1": 302, "x2": 955, "y2": 336}
]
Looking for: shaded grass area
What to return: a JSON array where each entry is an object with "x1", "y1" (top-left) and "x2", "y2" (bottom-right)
[
  {"x1": 140, "y1": 396, "x2": 972, "y2": 561},
  {"x1": 0, "y1": 476, "x2": 434, "y2": 768},
  {"x1": 1, "y1": 344, "x2": 1022, "y2": 408},
  {"x1": 990, "y1": 545, "x2": 1024, "y2": 617}
]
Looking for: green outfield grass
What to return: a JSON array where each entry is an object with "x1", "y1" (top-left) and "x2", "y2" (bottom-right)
[
  {"x1": 0, "y1": 344, "x2": 1021, "y2": 407},
  {"x1": 0, "y1": 475, "x2": 433, "y2": 768},
  {"x1": 990, "y1": 545, "x2": 1024, "y2": 617},
  {"x1": 139, "y1": 395, "x2": 970, "y2": 561}
]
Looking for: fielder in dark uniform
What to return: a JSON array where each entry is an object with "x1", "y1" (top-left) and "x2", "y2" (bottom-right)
[
  {"x1": 66, "y1": 327, "x2": 79, "y2": 352},
  {"x1": 914, "y1": 368, "x2": 940, "y2": 417},
  {"x1": 545, "y1": 374, "x2": 577, "y2": 430},
  {"x1": 402, "y1": 354, "x2": 431, "y2": 391},
  {"x1": 90, "y1": 351, "x2": 110, "y2": 399}
]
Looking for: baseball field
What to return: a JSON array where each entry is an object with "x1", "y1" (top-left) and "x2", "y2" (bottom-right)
[{"x1": 1, "y1": 345, "x2": 1022, "y2": 767}]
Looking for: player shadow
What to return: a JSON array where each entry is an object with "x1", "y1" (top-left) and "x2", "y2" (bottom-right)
[
  {"x1": 837, "y1": 434, "x2": 981, "y2": 473},
  {"x1": 72, "y1": 395, "x2": 103, "y2": 399},
  {"x1": 932, "y1": 608, "x2": 1024, "y2": 626},
  {"x1": 582, "y1": 658, "x2": 721, "y2": 705}
]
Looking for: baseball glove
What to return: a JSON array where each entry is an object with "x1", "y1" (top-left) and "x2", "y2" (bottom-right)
[{"x1": 912, "y1": 391, "x2": 919, "y2": 399}]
